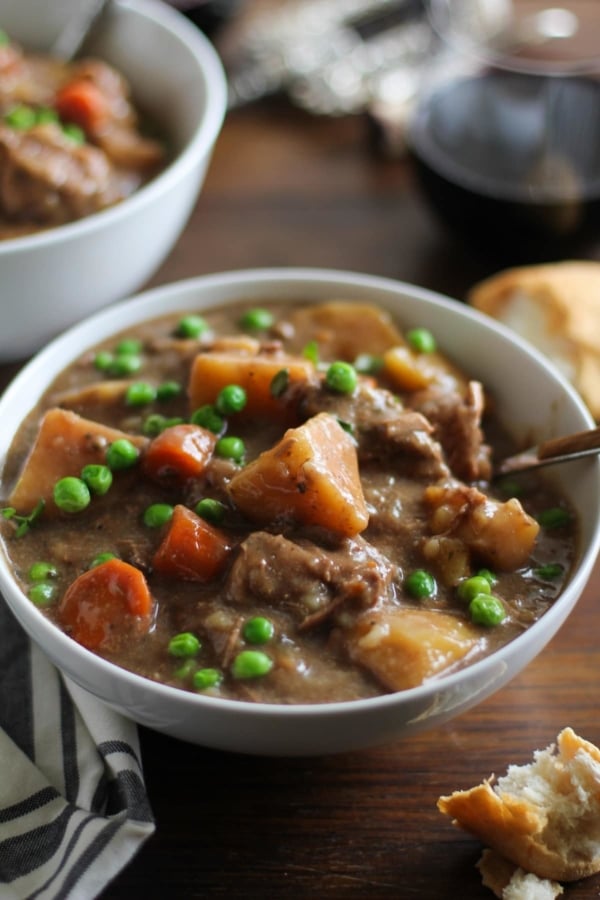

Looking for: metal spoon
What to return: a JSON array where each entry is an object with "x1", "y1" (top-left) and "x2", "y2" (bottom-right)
[
  {"x1": 49, "y1": 0, "x2": 112, "y2": 60},
  {"x1": 496, "y1": 425, "x2": 600, "y2": 477}
]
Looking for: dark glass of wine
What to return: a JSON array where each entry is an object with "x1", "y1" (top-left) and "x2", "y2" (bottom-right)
[{"x1": 407, "y1": 0, "x2": 600, "y2": 264}]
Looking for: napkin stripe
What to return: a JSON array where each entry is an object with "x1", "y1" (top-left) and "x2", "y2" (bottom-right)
[
  {"x1": 0, "y1": 787, "x2": 59, "y2": 824},
  {"x1": 47, "y1": 818, "x2": 122, "y2": 900},
  {"x1": 0, "y1": 600, "x2": 34, "y2": 760},
  {"x1": 59, "y1": 679, "x2": 80, "y2": 806},
  {"x1": 1, "y1": 593, "x2": 155, "y2": 899},
  {"x1": 26, "y1": 812, "x2": 119, "y2": 899}
]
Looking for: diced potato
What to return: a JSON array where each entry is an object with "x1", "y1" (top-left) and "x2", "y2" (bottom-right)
[
  {"x1": 421, "y1": 535, "x2": 471, "y2": 586},
  {"x1": 8, "y1": 407, "x2": 147, "y2": 515},
  {"x1": 227, "y1": 412, "x2": 369, "y2": 536},
  {"x1": 383, "y1": 345, "x2": 467, "y2": 393},
  {"x1": 287, "y1": 301, "x2": 404, "y2": 359},
  {"x1": 188, "y1": 351, "x2": 315, "y2": 421},
  {"x1": 346, "y1": 607, "x2": 480, "y2": 691},
  {"x1": 424, "y1": 480, "x2": 540, "y2": 571},
  {"x1": 54, "y1": 379, "x2": 132, "y2": 409}
]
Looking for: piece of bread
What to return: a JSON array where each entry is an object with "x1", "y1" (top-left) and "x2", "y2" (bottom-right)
[
  {"x1": 468, "y1": 261, "x2": 600, "y2": 419},
  {"x1": 438, "y1": 727, "x2": 600, "y2": 882},
  {"x1": 477, "y1": 849, "x2": 563, "y2": 899}
]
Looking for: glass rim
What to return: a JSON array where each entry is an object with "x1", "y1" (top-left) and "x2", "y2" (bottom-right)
[{"x1": 426, "y1": 0, "x2": 600, "y2": 76}]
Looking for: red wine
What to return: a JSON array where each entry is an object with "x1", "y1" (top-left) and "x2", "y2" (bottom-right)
[{"x1": 408, "y1": 71, "x2": 600, "y2": 262}]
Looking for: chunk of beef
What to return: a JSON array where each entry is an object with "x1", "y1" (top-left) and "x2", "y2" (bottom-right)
[
  {"x1": 294, "y1": 378, "x2": 449, "y2": 479},
  {"x1": 226, "y1": 530, "x2": 396, "y2": 629},
  {"x1": 0, "y1": 122, "x2": 124, "y2": 226},
  {"x1": 408, "y1": 380, "x2": 492, "y2": 482}
]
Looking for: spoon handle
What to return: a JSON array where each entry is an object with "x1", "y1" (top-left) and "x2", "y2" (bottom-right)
[{"x1": 537, "y1": 425, "x2": 600, "y2": 460}]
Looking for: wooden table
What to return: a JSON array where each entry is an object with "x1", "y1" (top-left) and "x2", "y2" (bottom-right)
[{"x1": 5, "y1": 92, "x2": 600, "y2": 898}]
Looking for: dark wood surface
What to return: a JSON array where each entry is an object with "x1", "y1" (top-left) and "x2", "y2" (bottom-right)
[{"x1": 5, "y1": 93, "x2": 600, "y2": 899}]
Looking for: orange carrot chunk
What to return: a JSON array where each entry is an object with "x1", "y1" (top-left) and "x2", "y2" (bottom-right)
[
  {"x1": 55, "y1": 79, "x2": 111, "y2": 134},
  {"x1": 58, "y1": 558, "x2": 153, "y2": 651},
  {"x1": 142, "y1": 424, "x2": 216, "y2": 484},
  {"x1": 152, "y1": 504, "x2": 232, "y2": 582}
]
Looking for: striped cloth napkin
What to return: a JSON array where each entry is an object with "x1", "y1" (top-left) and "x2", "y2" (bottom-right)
[{"x1": 0, "y1": 595, "x2": 155, "y2": 899}]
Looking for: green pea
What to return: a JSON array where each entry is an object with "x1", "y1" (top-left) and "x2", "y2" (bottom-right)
[
  {"x1": 195, "y1": 498, "x2": 226, "y2": 525},
  {"x1": 143, "y1": 503, "x2": 174, "y2": 528},
  {"x1": 176, "y1": 315, "x2": 208, "y2": 339},
  {"x1": 325, "y1": 361, "x2": 358, "y2": 394},
  {"x1": 168, "y1": 632, "x2": 201, "y2": 658},
  {"x1": 469, "y1": 594, "x2": 506, "y2": 627},
  {"x1": 242, "y1": 616, "x2": 275, "y2": 645},
  {"x1": 106, "y1": 439, "x2": 140, "y2": 470},
  {"x1": 239, "y1": 308, "x2": 274, "y2": 332},
  {"x1": 156, "y1": 380, "x2": 182, "y2": 401},
  {"x1": 93, "y1": 350, "x2": 114, "y2": 371},
  {"x1": 125, "y1": 382, "x2": 157, "y2": 406},
  {"x1": 193, "y1": 668, "x2": 223, "y2": 691},
  {"x1": 354, "y1": 353, "x2": 384, "y2": 374},
  {"x1": 406, "y1": 327, "x2": 436, "y2": 354},
  {"x1": 190, "y1": 404, "x2": 225, "y2": 434},
  {"x1": 142, "y1": 414, "x2": 169, "y2": 436},
  {"x1": 0, "y1": 29, "x2": 10, "y2": 46},
  {"x1": 62, "y1": 123, "x2": 85, "y2": 144},
  {"x1": 29, "y1": 582, "x2": 56, "y2": 607},
  {"x1": 537, "y1": 507, "x2": 572, "y2": 529},
  {"x1": 115, "y1": 338, "x2": 143, "y2": 355},
  {"x1": 108, "y1": 353, "x2": 142, "y2": 377},
  {"x1": 476, "y1": 568, "x2": 497, "y2": 586},
  {"x1": 404, "y1": 569, "x2": 436, "y2": 600},
  {"x1": 231, "y1": 650, "x2": 273, "y2": 679},
  {"x1": 174, "y1": 658, "x2": 197, "y2": 680},
  {"x1": 89, "y1": 552, "x2": 118, "y2": 569},
  {"x1": 81, "y1": 464, "x2": 113, "y2": 496},
  {"x1": 497, "y1": 477, "x2": 524, "y2": 498},
  {"x1": 457, "y1": 575, "x2": 492, "y2": 604},
  {"x1": 53, "y1": 477, "x2": 91, "y2": 513},
  {"x1": 35, "y1": 107, "x2": 59, "y2": 125},
  {"x1": 5, "y1": 105, "x2": 36, "y2": 129},
  {"x1": 28, "y1": 561, "x2": 58, "y2": 582},
  {"x1": 215, "y1": 436, "x2": 245, "y2": 463},
  {"x1": 534, "y1": 563, "x2": 564, "y2": 580},
  {"x1": 215, "y1": 384, "x2": 247, "y2": 415}
]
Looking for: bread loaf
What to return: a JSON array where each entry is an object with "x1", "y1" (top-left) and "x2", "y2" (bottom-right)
[
  {"x1": 438, "y1": 727, "x2": 600, "y2": 883},
  {"x1": 477, "y1": 848, "x2": 563, "y2": 899},
  {"x1": 468, "y1": 261, "x2": 600, "y2": 419}
]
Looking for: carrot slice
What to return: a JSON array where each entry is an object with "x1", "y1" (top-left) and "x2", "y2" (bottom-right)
[
  {"x1": 55, "y1": 79, "x2": 110, "y2": 134},
  {"x1": 142, "y1": 424, "x2": 216, "y2": 484},
  {"x1": 58, "y1": 558, "x2": 153, "y2": 651},
  {"x1": 152, "y1": 504, "x2": 232, "y2": 582}
]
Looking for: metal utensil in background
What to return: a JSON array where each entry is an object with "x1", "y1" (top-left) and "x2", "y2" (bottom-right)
[{"x1": 223, "y1": 0, "x2": 431, "y2": 116}]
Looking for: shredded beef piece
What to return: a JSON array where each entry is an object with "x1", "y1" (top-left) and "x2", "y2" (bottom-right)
[
  {"x1": 293, "y1": 378, "x2": 449, "y2": 479},
  {"x1": 0, "y1": 122, "x2": 124, "y2": 226},
  {"x1": 226, "y1": 530, "x2": 396, "y2": 630},
  {"x1": 408, "y1": 380, "x2": 492, "y2": 481}
]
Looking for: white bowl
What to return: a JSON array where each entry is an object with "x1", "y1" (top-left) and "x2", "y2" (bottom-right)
[
  {"x1": 0, "y1": 0, "x2": 227, "y2": 360},
  {"x1": 1, "y1": 268, "x2": 599, "y2": 756}
]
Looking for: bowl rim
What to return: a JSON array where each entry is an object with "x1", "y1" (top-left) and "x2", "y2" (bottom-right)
[
  {"x1": 0, "y1": 0, "x2": 227, "y2": 257},
  {"x1": 1, "y1": 266, "x2": 599, "y2": 721}
]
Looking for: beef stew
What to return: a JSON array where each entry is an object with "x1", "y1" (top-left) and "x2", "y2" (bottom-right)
[
  {"x1": 0, "y1": 299, "x2": 578, "y2": 704},
  {"x1": 0, "y1": 30, "x2": 166, "y2": 238}
]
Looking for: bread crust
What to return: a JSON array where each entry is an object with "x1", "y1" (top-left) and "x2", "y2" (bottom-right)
[
  {"x1": 438, "y1": 727, "x2": 600, "y2": 882},
  {"x1": 468, "y1": 261, "x2": 600, "y2": 419}
]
